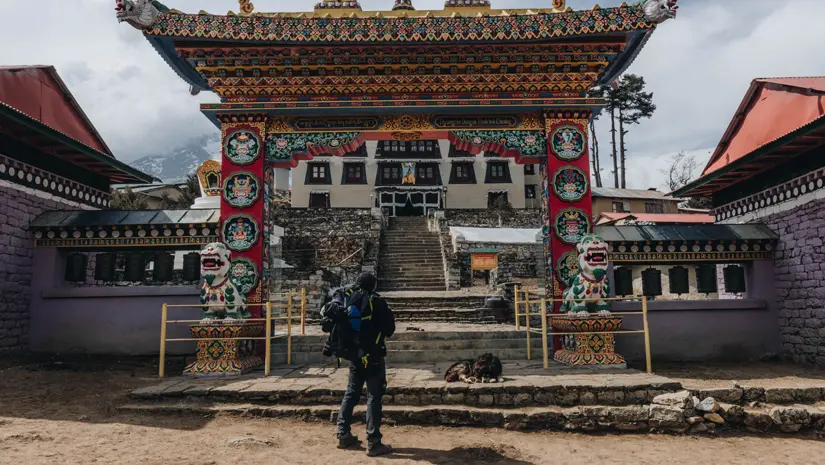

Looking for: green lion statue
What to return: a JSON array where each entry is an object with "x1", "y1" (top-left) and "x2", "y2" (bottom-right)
[
  {"x1": 199, "y1": 242, "x2": 251, "y2": 321},
  {"x1": 560, "y1": 233, "x2": 612, "y2": 317}
]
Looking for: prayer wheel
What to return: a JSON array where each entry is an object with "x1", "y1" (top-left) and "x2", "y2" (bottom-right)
[
  {"x1": 94, "y1": 253, "x2": 116, "y2": 281},
  {"x1": 153, "y1": 253, "x2": 175, "y2": 282},
  {"x1": 614, "y1": 267, "x2": 634, "y2": 296},
  {"x1": 696, "y1": 264, "x2": 718, "y2": 294},
  {"x1": 723, "y1": 265, "x2": 746, "y2": 293},
  {"x1": 668, "y1": 266, "x2": 690, "y2": 295},
  {"x1": 641, "y1": 268, "x2": 662, "y2": 297},
  {"x1": 124, "y1": 253, "x2": 146, "y2": 282},
  {"x1": 65, "y1": 253, "x2": 87, "y2": 283},
  {"x1": 182, "y1": 252, "x2": 201, "y2": 282}
]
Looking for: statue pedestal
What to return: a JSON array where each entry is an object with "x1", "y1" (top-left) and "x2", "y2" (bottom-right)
[
  {"x1": 552, "y1": 316, "x2": 626, "y2": 367},
  {"x1": 183, "y1": 321, "x2": 264, "y2": 377}
]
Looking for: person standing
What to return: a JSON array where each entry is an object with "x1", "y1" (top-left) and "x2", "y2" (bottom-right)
[{"x1": 322, "y1": 272, "x2": 395, "y2": 457}]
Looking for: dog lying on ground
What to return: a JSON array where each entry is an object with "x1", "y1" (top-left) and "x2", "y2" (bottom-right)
[{"x1": 444, "y1": 353, "x2": 503, "y2": 384}]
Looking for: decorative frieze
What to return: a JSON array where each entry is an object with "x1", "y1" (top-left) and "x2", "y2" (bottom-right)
[
  {"x1": 715, "y1": 167, "x2": 825, "y2": 222},
  {"x1": 0, "y1": 154, "x2": 109, "y2": 208}
]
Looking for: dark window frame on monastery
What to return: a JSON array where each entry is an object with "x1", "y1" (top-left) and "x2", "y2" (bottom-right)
[
  {"x1": 485, "y1": 162, "x2": 512, "y2": 184},
  {"x1": 415, "y1": 163, "x2": 442, "y2": 186},
  {"x1": 524, "y1": 164, "x2": 536, "y2": 176},
  {"x1": 308, "y1": 192, "x2": 330, "y2": 208},
  {"x1": 525, "y1": 184, "x2": 536, "y2": 199},
  {"x1": 376, "y1": 163, "x2": 403, "y2": 186},
  {"x1": 449, "y1": 162, "x2": 476, "y2": 184},
  {"x1": 487, "y1": 191, "x2": 509, "y2": 208},
  {"x1": 305, "y1": 163, "x2": 332, "y2": 185},
  {"x1": 342, "y1": 163, "x2": 367, "y2": 185}
]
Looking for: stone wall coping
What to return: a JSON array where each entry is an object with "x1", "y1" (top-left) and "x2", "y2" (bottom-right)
[
  {"x1": 42, "y1": 286, "x2": 200, "y2": 299},
  {"x1": 612, "y1": 299, "x2": 767, "y2": 312}
]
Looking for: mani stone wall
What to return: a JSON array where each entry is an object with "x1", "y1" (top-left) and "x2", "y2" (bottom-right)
[
  {"x1": 764, "y1": 197, "x2": 825, "y2": 364},
  {"x1": 272, "y1": 206, "x2": 382, "y2": 276},
  {"x1": 0, "y1": 185, "x2": 80, "y2": 354}
]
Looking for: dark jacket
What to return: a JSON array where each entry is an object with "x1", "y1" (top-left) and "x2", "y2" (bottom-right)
[{"x1": 321, "y1": 285, "x2": 395, "y2": 359}]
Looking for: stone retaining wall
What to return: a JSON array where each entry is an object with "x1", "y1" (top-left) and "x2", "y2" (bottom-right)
[
  {"x1": 271, "y1": 206, "x2": 382, "y2": 283},
  {"x1": 0, "y1": 185, "x2": 81, "y2": 354},
  {"x1": 762, "y1": 197, "x2": 825, "y2": 364}
]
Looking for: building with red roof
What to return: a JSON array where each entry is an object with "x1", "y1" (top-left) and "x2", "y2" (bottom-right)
[
  {"x1": 0, "y1": 65, "x2": 153, "y2": 355},
  {"x1": 675, "y1": 76, "x2": 825, "y2": 365}
]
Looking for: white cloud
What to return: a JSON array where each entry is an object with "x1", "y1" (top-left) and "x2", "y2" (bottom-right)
[{"x1": 1, "y1": 0, "x2": 823, "y2": 187}]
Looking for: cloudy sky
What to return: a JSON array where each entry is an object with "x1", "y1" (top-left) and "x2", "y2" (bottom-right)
[{"x1": 2, "y1": 0, "x2": 824, "y2": 189}]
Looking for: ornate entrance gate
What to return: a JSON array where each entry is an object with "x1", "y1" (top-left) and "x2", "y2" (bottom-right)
[{"x1": 117, "y1": 0, "x2": 676, "y2": 320}]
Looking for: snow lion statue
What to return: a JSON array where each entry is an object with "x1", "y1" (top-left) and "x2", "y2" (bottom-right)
[
  {"x1": 560, "y1": 234, "x2": 612, "y2": 317},
  {"x1": 199, "y1": 242, "x2": 250, "y2": 321}
]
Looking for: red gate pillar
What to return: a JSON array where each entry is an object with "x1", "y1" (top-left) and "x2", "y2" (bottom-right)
[
  {"x1": 541, "y1": 110, "x2": 594, "y2": 351},
  {"x1": 218, "y1": 114, "x2": 269, "y2": 316}
]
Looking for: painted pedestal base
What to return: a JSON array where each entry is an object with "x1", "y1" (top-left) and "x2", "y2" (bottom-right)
[
  {"x1": 183, "y1": 321, "x2": 264, "y2": 377},
  {"x1": 552, "y1": 316, "x2": 626, "y2": 367}
]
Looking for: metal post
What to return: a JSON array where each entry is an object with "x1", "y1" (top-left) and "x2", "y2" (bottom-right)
[
  {"x1": 159, "y1": 303, "x2": 168, "y2": 378},
  {"x1": 642, "y1": 296, "x2": 652, "y2": 374},
  {"x1": 540, "y1": 298, "x2": 549, "y2": 369},
  {"x1": 265, "y1": 301, "x2": 272, "y2": 376},
  {"x1": 287, "y1": 292, "x2": 293, "y2": 365},
  {"x1": 301, "y1": 288, "x2": 307, "y2": 336},
  {"x1": 525, "y1": 299, "x2": 532, "y2": 361},
  {"x1": 514, "y1": 284, "x2": 521, "y2": 330}
]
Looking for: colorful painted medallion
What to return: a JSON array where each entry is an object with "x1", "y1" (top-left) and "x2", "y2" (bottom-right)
[
  {"x1": 556, "y1": 251, "x2": 579, "y2": 287},
  {"x1": 552, "y1": 166, "x2": 588, "y2": 202},
  {"x1": 229, "y1": 258, "x2": 259, "y2": 295},
  {"x1": 222, "y1": 214, "x2": 259, "y2": 252},
  {"x1": 554, "y1": 208, "x2": 590, "y2": 245},
  {"x1": 224, "y1": 130, "x2": 261, "y2": 166},
  {"x1": 223, "y1": 172, "x2": 260, "y2": 208},
  {"x1": 550, "y1": 126, "x2": 585, "y2": 160}
]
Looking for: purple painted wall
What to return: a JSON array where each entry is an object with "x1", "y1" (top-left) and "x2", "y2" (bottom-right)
[
  {"x1": 28, "y1": 247, "x2": 202, "y2": 355},
  {"x1": 763, "y1": 197, "x2": 825, "y2": 364},
  {"x1": 0, "y1": 184, "x2": 81, "y2": 354}
]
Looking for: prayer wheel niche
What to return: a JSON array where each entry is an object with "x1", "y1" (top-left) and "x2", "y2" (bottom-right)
[{"x1": 65, "y1": 253, "x2": 87, "y2": 282}]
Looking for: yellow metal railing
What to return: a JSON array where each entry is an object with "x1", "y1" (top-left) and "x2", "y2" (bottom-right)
[
  {"x1": 158, "y1": 289, "x2": 307, "y2": 378},
  {"x1": 513, "y1": 285, "x2": 653, "y2": 373}
]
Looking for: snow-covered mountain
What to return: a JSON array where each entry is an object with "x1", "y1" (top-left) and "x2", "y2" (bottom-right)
[{"x1": 129, "y1": 132, "x2": 221, "y2": 181}]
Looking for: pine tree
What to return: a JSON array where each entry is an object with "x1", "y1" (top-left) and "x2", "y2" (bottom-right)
[{"x1": 616, "y1": 74, "x2": 656, "y2": 188}]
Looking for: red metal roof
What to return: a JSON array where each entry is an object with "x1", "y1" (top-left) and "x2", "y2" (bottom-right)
[
  {"x1": 703, "y1": 77, "x2": 825, "y2": 176},
  {"x1": 674, "y1": 77, "x2": 825, "y2": 198},
  {"x1": 596, "y1": 213, "x2": 714, "y2": 225},
  {"x1": 0, "y1": 66, "x2": 112, "y2": 156}
]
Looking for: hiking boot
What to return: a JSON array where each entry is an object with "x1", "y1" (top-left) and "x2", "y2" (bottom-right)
[
  {"x1": 367, "y1": 442, "x2": 392, "y2": 457},
  {"x1": 337, "y1": 433, "x2": 360, "y2": 449}
]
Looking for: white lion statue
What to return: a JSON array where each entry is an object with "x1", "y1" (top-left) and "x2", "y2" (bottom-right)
[
  {"x1": 199, "y1": 243, "x2": 250, "y2": 321},
  {"x1": 560, "y1": 234, "x2": 612, "y2": 318}
]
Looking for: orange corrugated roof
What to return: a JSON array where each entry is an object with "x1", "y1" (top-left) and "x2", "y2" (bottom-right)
[
  {"x1": 702, "y1": 77, "x2": 825, "y2": 176},
  {"x1": 597, "y1": 213, "x2": 714, "y2": 225}
]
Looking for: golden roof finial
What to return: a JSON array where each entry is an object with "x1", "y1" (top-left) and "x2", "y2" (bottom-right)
[{"x1": 238, "y1": 0, "x2": 254, "y2": 15}]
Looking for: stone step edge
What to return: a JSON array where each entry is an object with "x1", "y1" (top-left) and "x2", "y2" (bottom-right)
[
  {"x1": 116, "y1": 401, "x2": 825, "y2": 434},
  {"x1": 687, "y1": 386, "x2": 825, "y2": 405},
  {"x1": 131, "y1": 383, "x2": 683, "y2": 407}
]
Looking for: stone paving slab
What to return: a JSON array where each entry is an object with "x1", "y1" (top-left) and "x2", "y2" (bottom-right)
[{"x1": 133, "y1": 360, "x2": 681, "y2": 409}]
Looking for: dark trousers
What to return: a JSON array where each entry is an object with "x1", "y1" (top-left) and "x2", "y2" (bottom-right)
[{"x1": 337, "y1": 358, "x2": 387, "y2": 445}]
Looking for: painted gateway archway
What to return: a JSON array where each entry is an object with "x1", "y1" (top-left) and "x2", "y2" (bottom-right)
[{"x1": 116, "y1": 0, "x2": 677, "y2": 309}]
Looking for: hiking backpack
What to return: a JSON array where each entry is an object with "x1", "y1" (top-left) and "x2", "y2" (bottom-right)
[{"x1": 320, "y1": 287, "x2": 379, "y2": 365}]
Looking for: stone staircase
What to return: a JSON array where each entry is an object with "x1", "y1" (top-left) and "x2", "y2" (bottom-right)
[
  {"x1": 270, "y1": 329, "x2": 542, "y2": 365},
  {"x1": 378, "y1": 217, "x2": 446, "y2": 292},
  {"x1": 385, "y1": 294, "x2": 500, "y2": 323}
]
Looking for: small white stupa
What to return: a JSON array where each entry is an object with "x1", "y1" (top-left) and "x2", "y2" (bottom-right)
[{"x1": 192, "y1": 158, "x2": 221, "y2": 209}]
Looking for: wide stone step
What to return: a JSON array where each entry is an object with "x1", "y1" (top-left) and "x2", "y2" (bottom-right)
[
  {"x1": 381, "y1": 280, "x2": 446, "y2": 286},
  {"x1": 382, "y1": 286, "x2": 448, "y2": 291},
  {"x1": 273, "y1": 348, "x2": 542, "y2": 365},
  {"x1": 280, "y1": 337, "x2": 541, "y2": 353},
  {"x1": 388, "y1": 297, "x2": 488, "y2": 310}
]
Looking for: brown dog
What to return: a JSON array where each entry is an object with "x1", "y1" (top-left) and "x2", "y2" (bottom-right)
[{"x1": 444, "y1": 353, "x2": 503, "y2": 384}]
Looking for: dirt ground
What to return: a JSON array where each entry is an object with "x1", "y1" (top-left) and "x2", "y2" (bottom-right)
[{"x1": 3, "y1": 357, "x2": 825, "y2": 465}]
